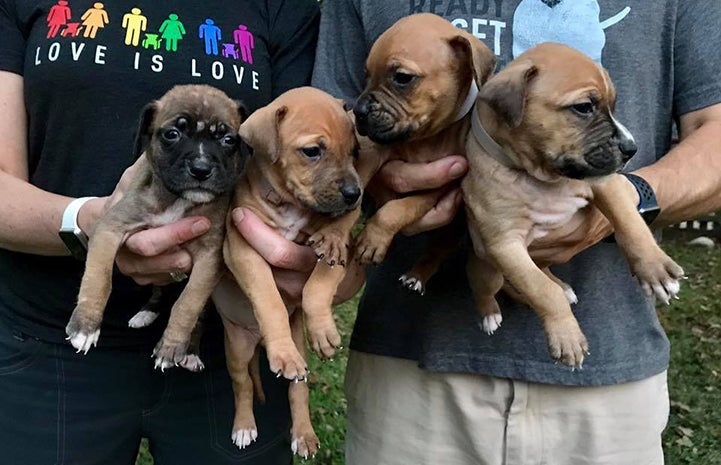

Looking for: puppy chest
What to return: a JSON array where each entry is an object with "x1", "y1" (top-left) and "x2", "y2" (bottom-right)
[
  {"x1": 274, "y1": 205, "x2": 312, "y2": 242},
  {"x1": 146, "y1": 198, "x2": 196, "y2": 227},
  {"x1": 527, "y1": 187, "x2": 591, "y2": 240}
]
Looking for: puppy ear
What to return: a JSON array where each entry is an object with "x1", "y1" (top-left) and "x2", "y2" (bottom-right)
[
  {"x1": 238, "y1": 104, "x2": 288, "y2": 163},
  {"x1": 234, "y1": 99, "x2": 248, "y2": 124},
  {"x1": 132, "y1": 103, "x2": 157, "y2": 160},
  {"x1": 448, "y1": 35, "x2": 497, "y2": 87},
  {"x1": 478, "y1": 60, "x2": 537, "y2": 128}
]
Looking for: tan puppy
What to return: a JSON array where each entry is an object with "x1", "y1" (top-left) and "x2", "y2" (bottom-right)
[
  {"x1": 218, "y1": 87, "x2": 361, "y2": 455},
  {"x1": 462, "y1": 43, "x2": 684, "y2": 367},
  {"x1": 351, "y1": 13, "x2": 496, "y2": 294},
  {"x1": 65, "y1": 85, "x2": 246, "y2": 370}
]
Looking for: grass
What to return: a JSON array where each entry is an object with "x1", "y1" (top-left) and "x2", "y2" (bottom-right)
[{"x1": 136, "y1": 239, "x2": 721, "y2": 465}]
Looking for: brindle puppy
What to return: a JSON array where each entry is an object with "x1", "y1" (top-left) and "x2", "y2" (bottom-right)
[{"x1": 65, "y1": 84, "x2": 246, "y2": 370}]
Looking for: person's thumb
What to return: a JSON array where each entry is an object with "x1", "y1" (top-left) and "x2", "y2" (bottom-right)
[{"x1": 124, "y1": 216, "x2": 210, "y2": 256}]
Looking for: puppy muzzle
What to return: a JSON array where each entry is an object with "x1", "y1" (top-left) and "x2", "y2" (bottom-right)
[{"x1": 353, "y1": 93, "x2": 410, "y2": 144}]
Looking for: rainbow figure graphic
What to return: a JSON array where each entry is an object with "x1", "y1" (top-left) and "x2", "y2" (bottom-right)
[
  {"x1": 47, "y1": 0, "x2": 72, "y2": 39},
  {"x1": 61, "y1": 22, "x2": 83, "y2": 37},
  {"x1": 159, "y1": 13, "x2": 186, "y2": 52},
  {"x1": 199, "y1": 18, "x2": 222, "y2": 56},
  {"x1": 80, "y1": 2, "x2": 109, "y2": 39},
  {"x1": 122, "y1": 8, "x2": 147, "y2": 46},
  {"x1": 142, "y1": 33, "x2": 162, "y2": 50},
  {"x1": 233, "y1": 25, "x2": 254, "y2": 64},
  {"x1": 221, "y1": 43, "x2": 239, "y2": 59}
]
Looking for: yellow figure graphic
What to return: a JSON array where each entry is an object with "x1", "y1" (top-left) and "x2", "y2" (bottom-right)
[
  {"x1": 122, "y1": 8, "x2": 147, "y2": 46},
  {"x1": 81, "y1": 2, "x2": 109, "y2": 39}
]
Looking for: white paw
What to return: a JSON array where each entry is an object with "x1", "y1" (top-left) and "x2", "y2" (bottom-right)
[
  {"x1": 231, "y1": 428, "x2": 258, "y2": 449},
  {"x1": 643, "y1": 278, "x2": 681, "y2": 305},
  {"x1": 153, "y1": 357, "x2": 176, "y2": 372},
  {"x1": 481, "y1": 313, "x2": 503, "y2": 335},
  {"x1": 563, "y1": 287, "x2": 578, "y2": 305},
  {"x1": 398, "y1": 275, "x2": 425, "y2": 295},
  {"x1": 178, "y1": 354, "x2": 205, "y2": 372},
  {"x1": 68, "y1": 329, "x2": 100, "y2": 354},
  {"x1": 128, "y1": 310, "x2": 159, "y2": 328}
]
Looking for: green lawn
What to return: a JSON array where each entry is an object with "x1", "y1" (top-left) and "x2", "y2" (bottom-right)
[{"x1": 137, "y1": 239, "x2": 721, "y2": 465}]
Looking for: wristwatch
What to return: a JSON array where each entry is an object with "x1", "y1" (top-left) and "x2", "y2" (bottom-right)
[
  {"x1": 620, "y1": 173, "x2": 660, "y2": 225},
  {"x1": 59, "y1": 197, "x2": 97, "y2": 261}
]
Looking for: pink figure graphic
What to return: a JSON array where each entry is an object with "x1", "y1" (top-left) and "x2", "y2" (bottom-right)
[
  {"x1": 61, "y1": 22, "x2": 83, "y2": 37},
  {"x1": 233, "y1": 25, "x2": 254, "y2": 64},
  {"x1": 80, "y1": 2, "x2": 109, "y2": 39},
  {"x1": 221, "y1": 43, "x2": 239, "y2": 59},
  {"x1": 47, "y1": 0, "x2": 72, "y2": 39}
]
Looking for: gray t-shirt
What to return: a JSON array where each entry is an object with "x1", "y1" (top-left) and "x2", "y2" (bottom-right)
[{"x1": 312, "y1": 0, "x2": 721, "y2": 385}]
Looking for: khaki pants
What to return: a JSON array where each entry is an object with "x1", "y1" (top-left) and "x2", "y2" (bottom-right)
[{"x1": 345, "y1": 351, "x2": 668, "y2": 465}]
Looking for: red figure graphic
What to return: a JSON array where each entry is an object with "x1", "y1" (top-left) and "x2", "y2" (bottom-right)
[
  {"x1": 233, "y1": 25, "x2": 254, "y2": 64},
  {"x1": 47, "y1": 0, "x2": 71, "y2": 39},
  {"x1": 81, "y1": 2, "x2": 109, "y2": 39},
  {"x1": 61, "y1": 22, "x2": 83, "y2": 37}
]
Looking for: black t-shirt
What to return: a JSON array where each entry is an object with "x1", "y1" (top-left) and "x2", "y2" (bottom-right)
[{"x1": 0, "y1": 0, "x2": 319, "y2": 346}]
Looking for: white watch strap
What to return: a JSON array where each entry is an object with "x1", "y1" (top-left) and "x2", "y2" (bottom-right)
[{"x1": 61, "y1": 196, "x2": 98, "y2": 232}]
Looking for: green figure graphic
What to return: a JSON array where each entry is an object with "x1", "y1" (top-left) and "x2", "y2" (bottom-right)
[
  {"x1": 122, "y1": 7, "x2": 147, "y2": 46},
  {"x1": 80, "y1": 2, "x2": 109, "y2": 39},
  {"x1": 159, "y1": 13, "x2": 186, "y2": 52}
]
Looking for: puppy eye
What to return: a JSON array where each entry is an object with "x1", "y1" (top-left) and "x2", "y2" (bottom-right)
[
  {"x1": 391, "y1": 71, "x2": 416, "y2": 87},
  {"x1": 220, "y1": 134, "x2": 237, "y2": 147},
  {"x1": 163, "y1": 128, "x2": 181, "y2": 142},
  {"x1": 300, "y1": 146, "x2": 322, "y2": 159},
  {"x1": 571, "y1": 102, "x2": 595, "y2": 116}
]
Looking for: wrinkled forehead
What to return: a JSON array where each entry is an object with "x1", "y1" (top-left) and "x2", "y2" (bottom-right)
[
  {"x1": 526, "y1": 47, "x2": 616, "y2": 107},
  {"x1": 156, "y1": 92, "x2": 240, "y2": 129},
  {"x1": 279, "y1": 98, "x2": 356, "y2": 151}
]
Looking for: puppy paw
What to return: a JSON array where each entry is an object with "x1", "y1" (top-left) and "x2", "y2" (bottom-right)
[
  {"x1": 631, "y1": 253, "x2": 684, "y2": 304},
  {"x1": 231, "y1": 427, "x2": 258, "y2": 450},
  {"x1": 545, "y1": 318, "x2": 589, "y2": 368},
  {"x1": 266, "y1": 339, "x2": 309, "y2": 381},
  {"x1": 354, "y1": 224, "x2": 393, "y2": 265},
  {"x1": 65, "y1": 308, "x2": 102, "y2": 354},
  {"x1": 480, "y1": 312, "x2": 503, "y2": 335},
  {"x1": 128, "y1": 310, "x2": 159, "y2": 328},
  {"x1": 308, "y1": 319, "x2": 342, "y2": 359},
  {"x1": 178, "y1": 353, "x2": 205, "y2": 372},
  {"x1": 291, "y1": 428, "x2": 320, "y2": 460},
  {"x1": 307, "y1": 229, "x2": 350, "y2": 266},
  {"x1": 152, "y1": 336, "x2": 190, "y2": 371},
  {"x1": 399, "y1": 274, "x2": 426, "y2": 295}
]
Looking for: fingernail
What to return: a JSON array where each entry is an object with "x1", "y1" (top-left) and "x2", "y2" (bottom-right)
[
  {"x1": 233, "y1": 208, "x2": 245, "y2": 224},
  {"x1": 192, "y1": 219, "x2": 210, "y2": 235},
  {"x1": 449, "y1": 162, "x2": 465, "y2": 178}
]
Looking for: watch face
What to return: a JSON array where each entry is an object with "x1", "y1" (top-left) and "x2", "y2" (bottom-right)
[{"x1": 59, "y1": 230, "x2": 88, "y2": 261}]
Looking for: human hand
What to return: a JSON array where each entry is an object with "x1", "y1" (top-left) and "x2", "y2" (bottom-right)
[
  {"x1": 231, "y1": 207, "x2": 364, "y2": 303},
  {"x1": 528, "y1": 206, "x2": 613, "y2": 268},
  {"x1": 369, "y1": 155, "x2": 467, "y2": 235},
  {"x1": 77, "y1": 156, "x2": 212, "y2": 286}
]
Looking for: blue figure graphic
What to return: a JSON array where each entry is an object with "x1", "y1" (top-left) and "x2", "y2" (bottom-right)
[
  {"x1": 512, "y1": 0, "x2": 630, "y2": 65},
  {"x1": 198, "y1": 18, "x2": 221, "y2": 56}
]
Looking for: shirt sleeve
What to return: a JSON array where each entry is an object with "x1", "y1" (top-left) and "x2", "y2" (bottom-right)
[
  {"x1": 311, "y1": 0, "x2": 368, "y2": 105},
  {"x1": 268, "y1": 0, "x2": 320, "y2": 98},
  {"x1": 0, "y1": 0, "x2": 25, "y2": 75},
  {"x1": 673, "y1": 0, "x2": 721, "y2": 116}
]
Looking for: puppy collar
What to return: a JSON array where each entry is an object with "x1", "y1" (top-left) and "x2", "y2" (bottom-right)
[
  {"x1": 470, "y1": 107, "x2": 516, "y2": 168},
  {"x1": 453, "y1": 80, "x2": 479, "y2": 122}
]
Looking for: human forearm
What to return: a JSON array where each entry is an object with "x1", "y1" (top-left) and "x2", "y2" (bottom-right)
[
  {"x1": 635, "y1": 107, "x2": 721, "y2": 227},
  {"x1": 0, "y1": 171, "x2": 106, "y2": 255}
]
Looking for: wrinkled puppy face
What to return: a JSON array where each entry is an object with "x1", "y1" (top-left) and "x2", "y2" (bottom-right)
[
  {"x1": 240, "y1": 87, "x2": 362, "y2": 216},
  {"x1": 353, "y1": 13, "x2": 495, "y2": 144},
  {"x1": 136, "y1": 85, "x2": 246, "y2": 203},
  {"x1": 480, "y1": 43, "x2": 637, "y2": 180}
]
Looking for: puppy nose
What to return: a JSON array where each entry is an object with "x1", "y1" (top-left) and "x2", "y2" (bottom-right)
[
  {"x1": 353, "y1": 96, "x2": 372, "y2": 135},
  {"x1": 188, "y1": 160, "x2": 213, "y2": 180},
  {"x1": 340, "y1": 183, "x2": 361, "y2": 205},
  {"x1": 610, "y1": 114, "x2": 637, "y2": 161}
]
